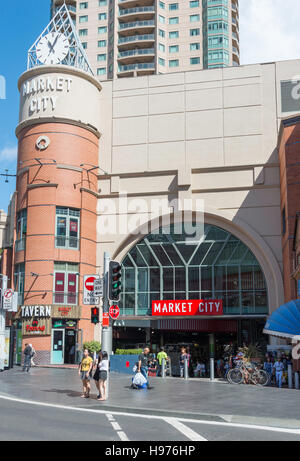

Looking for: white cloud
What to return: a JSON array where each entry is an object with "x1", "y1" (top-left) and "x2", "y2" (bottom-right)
[
  {"x1": 0, "y1": 146, "x2": 17, "y2": 162},
  {"x1": 239, "y1": 0, "x2": 300, "y2": 65}
]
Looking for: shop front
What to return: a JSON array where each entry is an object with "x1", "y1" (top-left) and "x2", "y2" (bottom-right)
[
  {"x1": 16, "y1": 304, "x2": 82, "y2": 366},
  {"x1": 114, "y1": 222, "x2": 269, "y2": 368}
]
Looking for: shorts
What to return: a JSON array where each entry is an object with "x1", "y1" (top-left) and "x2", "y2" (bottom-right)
[
  {"x1": 99, "y1": 371, "x2": 107, "y2": 381},
  {"x1": 81, "y1": 371, "x2": 91, "y2": 381}
]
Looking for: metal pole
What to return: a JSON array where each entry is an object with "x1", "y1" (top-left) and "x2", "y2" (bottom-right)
[
  {"x1": 209, "y1": 333, "x2": 215, "y2": 381},
  {"x1": 162, "y1": 357, "x2": 166, "y2": 379},
  {"x1": 0, "y1": 276, "x2": 8, "y2": 371},
  {"x1": 295, "y1": 372, "x2": 299, "y2": 390},
  {"x1": 184, "y1": 356, "x2": 189, "y2": 380},
  {"x1": 288, "y1": 363, "x2": 293, "y2": 389},
  {"x1": 101, "y1": 252, "x2": 111, "y2": 398}
]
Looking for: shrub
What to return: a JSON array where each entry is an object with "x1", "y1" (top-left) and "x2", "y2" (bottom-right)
[
  {"x1": 83, "y1": 341, "x2": 101, "y2": 355},
  {"x1": 115, "y1": 348, "x2": 143, "y2": 355}
]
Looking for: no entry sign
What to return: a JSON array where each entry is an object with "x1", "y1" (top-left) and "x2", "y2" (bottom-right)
[
  {"x1": 152, "y1": 299, "x2": 223, "y2": 316},
  {"x1": 109, "y1": 305, "x2": 120, "y2": 320},
  {"x1": 83, "y1": 275, "x2": 103, "y2": 305}
]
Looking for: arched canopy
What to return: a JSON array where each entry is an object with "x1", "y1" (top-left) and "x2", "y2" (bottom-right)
[{"x1": 119, "y1": 223, "x2": 268, "y2": 317}]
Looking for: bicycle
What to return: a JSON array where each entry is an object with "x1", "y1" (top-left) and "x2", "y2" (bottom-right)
[{"x1": 227, "y1": 361, "x2": 270, "y2": 386}]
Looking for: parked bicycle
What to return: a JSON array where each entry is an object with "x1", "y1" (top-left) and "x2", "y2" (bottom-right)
[{"x1": 227, "y1": 361, "x2": 270, "y2": 386}]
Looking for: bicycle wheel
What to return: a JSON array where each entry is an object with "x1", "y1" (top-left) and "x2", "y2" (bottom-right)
[
  {"x1": 227, "y1": 368, "x2": 243, "y2": 384},
  {"x1": 256, "y1": 370, "x2": 270, "y2": 386}
]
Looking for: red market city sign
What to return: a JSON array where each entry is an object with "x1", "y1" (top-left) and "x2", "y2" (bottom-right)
[{"x1": 152, "y1": 300, "x2": 223, "y2": 317}]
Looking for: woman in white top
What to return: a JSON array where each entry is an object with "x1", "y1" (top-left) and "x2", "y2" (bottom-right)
[{"x1": 98, "y1": 351, "x2": 109, "y2": 401}]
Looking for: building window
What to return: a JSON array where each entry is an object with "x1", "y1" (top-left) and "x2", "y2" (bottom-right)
[
  {"x1": 82, "y1": 42, "x2": 88, "y2": 49},
  {"x1": 119, "y1": 223, "x2": 268, "y2": 317},
  {"x1": 54, "y1": 262, "x2": 79, "y2": 306},
  {"x1": 190, "y1": 0, "x2": 199, "y2": 7},
  {"x1": 14, "y1": 263, "x2": 25, "y2": 306},
  {"x1": 190, "y1": 14, "x2": 200, "y2": 22},
  {"x1": 97, "y1": 67, "x2": 106, "y2": 75},
  {"x1": 16, "y1": 209, "x2": 27, "y2": 252},
  {"x1": 98, "y1": 40, "x2": 107, "y2": 47},
  {"x1": 158, "y1": 57, "x2": 165, "y2": 66},
  {"x1": 55, "y1": 207, "x2": 80, "y2": 250},
  {"x1": 190, "y1": 28, "x2": 200, "y2": 36},
  {"x1": 169, "y1": 17, "x2": 179, "y2": 24},
  {"x1": 79, "y1": 29, "x2": 88, "y2": 36},
  {"x1": 79, "y1": 15, "x2": 88, "y2": 23},
  {"x1": 190, "y1": 57, "x2": 200, "y2": 65},
  {"x1": 159, "y1": 29, "x2": 165, "y2": 38},
  {"x1": 98, "y1": 26, "x2": 107, "y2": 34},
  {"x1": 169, "y1": 45, "x2": 179, "y2": 53},
  {"x1": 159, "y1": 43, "x2": 165, "y2": 52},
  {"x1": 169, "y1": 3, "x2": 178, "y2": 10},
  {"x1": 159, "y1": 1, "x2": 165, "y2": 8},
  {"x1": 97, "y1": 53, "x2": 106, "y2": 61},
  {"x1": 99, "y1": 12, "x2": 107, "y2": 20},
  {"x1": 99, "y1": 0, "x2": 107, "y2": 5},
  {"x1": 80, "y1": 2, "x2": 88, "y2": 9},
  {"x1": 190, "y1": 42, "x2": 200, "y2": 51},
  {"x1": 169, "y1": 31, "x2": 179, "y2": 39},
  {"x1": 169, "y1": 59, "x2": 179, "y2": 68}
]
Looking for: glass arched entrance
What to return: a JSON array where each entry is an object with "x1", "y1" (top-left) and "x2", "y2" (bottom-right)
[{"x1": 119, "y1": 223, "x2": 268, "y2": 317}]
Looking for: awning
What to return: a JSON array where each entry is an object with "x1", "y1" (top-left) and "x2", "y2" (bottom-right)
[{"x1": 263, "y1": 299, "x2": 300, "y2": 339}]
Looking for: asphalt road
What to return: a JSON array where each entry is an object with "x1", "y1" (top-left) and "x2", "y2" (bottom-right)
[{"x1": 1, "y1": 394, "x2": 300, "y2": 441}]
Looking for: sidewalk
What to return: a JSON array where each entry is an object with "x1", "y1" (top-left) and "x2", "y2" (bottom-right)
[{"x1": 1, "y1": 367, "x2": 300, "y2": 428}]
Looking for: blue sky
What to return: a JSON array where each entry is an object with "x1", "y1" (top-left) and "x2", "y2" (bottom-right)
[{"x1": 0, "y1": 0, "x2": 300, "y2": 212}]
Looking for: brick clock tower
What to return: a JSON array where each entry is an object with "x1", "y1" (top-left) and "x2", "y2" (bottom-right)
[{"x1": 12, "y1": 5, "x2": 102, "y2": 365}]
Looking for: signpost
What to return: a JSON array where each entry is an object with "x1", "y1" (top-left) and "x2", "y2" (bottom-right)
[
  {"x1": 109, "y1": 305, "x2": 120, "y2": 320},
  {"x1": 83, "y1": 275, "x2": 103, "y2": 305},
  {"x1": 3, "y1": 289, "x2": 13, "y2": 311}
]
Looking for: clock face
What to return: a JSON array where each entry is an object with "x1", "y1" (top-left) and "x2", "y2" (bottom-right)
[{"x1": 36, "y1": 32, "x2": 70, "y2": 65}]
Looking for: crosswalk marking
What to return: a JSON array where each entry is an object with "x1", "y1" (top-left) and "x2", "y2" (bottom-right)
[{"x1": 164, "y1": 417, "x2": 207, "y2": 441}]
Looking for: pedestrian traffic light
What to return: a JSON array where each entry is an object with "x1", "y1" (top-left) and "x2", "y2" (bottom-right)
[
  {"x1": 109, "y1": 261, "x2": 122, "y2": 301},
  {"x1": 91, "y1": 307, "x2": 99, "y2": 324}
]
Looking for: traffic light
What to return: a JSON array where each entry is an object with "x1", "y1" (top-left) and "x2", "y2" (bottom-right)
[
  {"x1": 91, "y1": 307, "x2": 99, "y2": 324},
  {"x1": 109, "y1": 261, "x2": 122, "y2": 301}
]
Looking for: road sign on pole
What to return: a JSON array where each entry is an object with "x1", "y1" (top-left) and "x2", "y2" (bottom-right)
[
  {"x1": 3, "y1": 289, "x2": 13, "y2": 310},
  {"x1": 83, "y1": 275, "x2": 102, "y2": 305},
  {"x1": 109, "y1": 305, "x2": 120, "y2": 320}
]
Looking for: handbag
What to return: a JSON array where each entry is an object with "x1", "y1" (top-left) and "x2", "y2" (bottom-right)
[{"x1": 93, "y1": 367, "x2": 100, "y2": 380}]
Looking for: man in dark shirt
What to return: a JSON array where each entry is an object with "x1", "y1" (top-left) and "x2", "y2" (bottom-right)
[
  {"x1": 23, "y1": 343, "x2": 33, "y2": 372},
  {"x1": 138, "y1": 346, "x2": 150, "y2": 384}
]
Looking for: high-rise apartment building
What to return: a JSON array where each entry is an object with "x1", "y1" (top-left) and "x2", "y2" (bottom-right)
[{"x1": 50, "y1": 0, "x2": 239, "y2": 79}]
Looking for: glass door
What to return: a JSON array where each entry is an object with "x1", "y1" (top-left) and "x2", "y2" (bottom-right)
[{"x1": 51, "y1": 329, "x2": 65, "y2": 364}]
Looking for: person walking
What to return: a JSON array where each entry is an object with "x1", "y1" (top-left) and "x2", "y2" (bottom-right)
[
  {"x1": 273, "y1": 357, "x2": 284, "y2": 388},
  {"x1": 29, "y1": 344, "x2": 36, "y2": 367},
  {"x1": 78, "y1": 349, "x2": 94, "y2": 399},
  {"x1": 23, "y1": 343, "x2": 33, "y2": 372},
  {"x1": 138, "y1": 346, "x2": 150, "y2": 387},
  {"x1": 263, "y1": 357, "x2": 273, "y2": 384},
  {"x1": 157, "y1": 347, "x2": 168, "y2": 377},
  {"x1": 179, "y1": 347, "x2": 190, "y2": 378},
  {"x1": 98, "y1": 351, "x2": 109, "y2": 401}
]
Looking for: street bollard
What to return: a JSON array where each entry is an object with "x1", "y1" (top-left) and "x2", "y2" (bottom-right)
[
  {"x1": 210, "y1": 358, "x2": 215, "y2": 381},
  {"x1": 288, "y1": 364, "x2": 293, "y2": 389},
  {"x1": 184, "y1": 356, "x2": 189, "y2": 380},
  {"x1": 162, "y1": 358, "x2": 166, "y2": 379},
  {"x1": 295, "y1": 372, "x2": 299, "y2": 390}
]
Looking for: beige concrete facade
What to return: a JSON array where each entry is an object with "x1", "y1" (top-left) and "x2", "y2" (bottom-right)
[{"x1": 95, "y1": 60, "x2": 300, "y2": 318}]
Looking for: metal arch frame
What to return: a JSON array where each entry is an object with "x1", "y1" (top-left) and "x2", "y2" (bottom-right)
[{"x1": 27, "y1": 3, "x2": 93, "y2": 75}]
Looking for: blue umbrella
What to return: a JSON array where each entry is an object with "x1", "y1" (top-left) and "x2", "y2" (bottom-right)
[{"x1": 263, "y1": 299, "x2": 300, "y2": 339}]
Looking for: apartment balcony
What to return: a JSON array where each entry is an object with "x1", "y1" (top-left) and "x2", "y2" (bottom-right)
[
  {"x1": 117, "y1": 61, "x2": 155, "y2": 77},
  {"x1": 118, "y1": 0, "x2": 155, "y2": 8},
  {"x1": 119, "y1": 5, "x2": 155, "y2": 22},
  {"x1": 118, "y1": 20, "x2": 155, "y2": 36},
  {"x1": 118, "y1": 33, "x2": 155, "y2": 50},
  {"x1": 118, "y1": 47, "x2": 155, "y2": 64},
  {"x1": 232, "y1": 52, "x2": 240, "y2": 66},
  {"x1": 232, "y1": 45, "x2": 239, "y2": 57},
  {"x1": 52, "y1": 0, "x2": 76, "y2": 16}
]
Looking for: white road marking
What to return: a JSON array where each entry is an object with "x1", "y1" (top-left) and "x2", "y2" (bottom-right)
[
  {"x1": 117, "y1": 431, "x2": 129, "y2": 441},
  {"x1": 106, "y1": 412, "x2": 129, "y2": 441},
  {"x1": 164, "y1": 417, "x2": 207, "y2": 441},
  {"x1": 0, "y1": 393, "x2": 299, "y2": 437}
]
